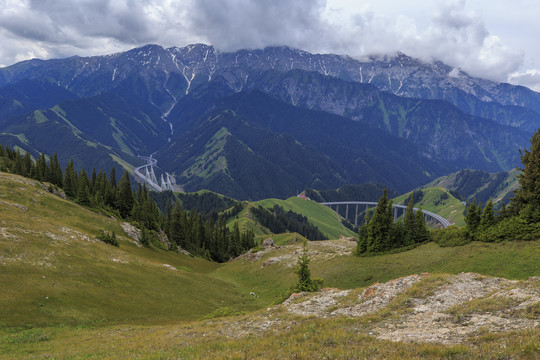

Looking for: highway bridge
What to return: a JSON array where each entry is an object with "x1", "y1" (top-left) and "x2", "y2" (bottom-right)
[
  {"x1": 133, "y1": 154, "x2": 176, "y2": 192},
  {"x1": 319, "y1": 201, "x2": 451, "y2": 228}
]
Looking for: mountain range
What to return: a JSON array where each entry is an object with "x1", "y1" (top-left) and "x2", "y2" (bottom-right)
[{"x1": 0, "y1": 44, "x2": 536, "y2": 199}]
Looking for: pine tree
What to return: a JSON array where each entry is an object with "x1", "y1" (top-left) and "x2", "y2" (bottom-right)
[
  {"x1": 413, "y1": 207, "x2": 430, "y2": 243},
  {"x1": 356, "y1": 209, "x2": 370, "y2": 254},
  {"x1": 404, "y1": 193, "x2": 416, "y2": 245},
  {"x1": 109, "y1": 168, "x2": 117, "y2": 189},
  {"x1": 89, "y1": 168, "x2": 97, "y2": 195},
  {"x1": 465, "y1": 199, "x2": 481, "y2": 232},
  {"x1": 169, "y1": 202, "x2": 184, "y2": 249},
  {"x1": 366, "y1": 190, "x2": 393, "y2": 253},
  {"x1": 47, "y1": 153, "x2": 62, "y2": 186},
  {"x1": 498, "y1": 199, "x2": 507, "y2": 220},
  {"x1": 23, "y1": 152, "x2": 32, "y2": 178},
  {"x1": 63, "y1": 159, "x2": 77, "y2": 199},
  {"x1": 116, "y1": 171, "x2": 134, "y2": 218},
  {"x1": 292, "y1": 239, "x2": 321, "y2": 292},
  {"x1": 480, "y1": 198, "x2": 496, "y2": 230},
  {"x1": 512, "y1": 128, "x2": 540, "y2": 222},
  {"x1": 13, "y1": 153, "x2": 24, "y2": 176},
  {"x1": 76, "y1": 169, "x2": 91, "y2": 206},
  {"x1": 230, "y1": 222, "x2": 242, "y2": 258}
]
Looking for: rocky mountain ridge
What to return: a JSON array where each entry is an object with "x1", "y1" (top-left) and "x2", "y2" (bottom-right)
[
  {"x1": 0, "y1": 44, "x2": 537, "y2": 199},
  {"x1": 2, "y1": 44, "x2": 540, "y2": 127}
]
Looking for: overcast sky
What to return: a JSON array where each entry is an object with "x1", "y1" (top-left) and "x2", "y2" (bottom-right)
[{"x1": 1, "y1": 0, "x2": 540, "y2": 90}]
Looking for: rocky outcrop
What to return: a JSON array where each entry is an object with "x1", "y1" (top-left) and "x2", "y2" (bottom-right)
[
  {"x1": 280, "y1": 273, "x2": 539, "y2": 344},
  {"x1": 261, "y1": 238, "x2": 275, "y2": 248}
]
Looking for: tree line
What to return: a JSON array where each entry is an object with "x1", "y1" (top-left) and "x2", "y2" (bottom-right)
[
  {"x1": 250, "y1": 205, "x2": 327, "y2": 240},
  {"x1": 0, "y1": 144, "x2": 254, "y2": 262},
  {"x1": 357, "y1": 190, "x2": 430, "y2": 255},
  {"x1": 434, "y1": 128, "x2": 540, "y2": 245}
]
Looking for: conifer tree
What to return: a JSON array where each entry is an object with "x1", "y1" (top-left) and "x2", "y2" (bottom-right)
[
  {"x1": 480, "y1": 198, "x2": 496, "y2": 230},
  {"x1": 89, "y1": 168, "x2": 97, "y2": 195},
  {"x1": 356, "y1": 209, "x2": 370, "y2": 254},
  {"x1": 512, "y1": 128, "x2": 540, "y2": 221},
  {"x1": 109, "y1": 168, "x2": 117, "y2": 188},
  {"x1": 63, "y1": 159, "x2": 77, "y2": 198},
  {"x1": 23, "y1": 152, "x2": 32, "y2": 177},
  {"x1": 169, "y1": 202, "x2": 184, "y2": 248},
  {"x1": 47, "y1": 153, "x2": 62, "y2": 186},
  {"x1": 13, "y1": 153, "x2": 24, "y2": 176},
  {"x1": 230, "y1": 222, "x2": 242, "y2": 257},
  {"x1": 293, "y1": 239, "x2": 321, "y2": 292},
  {"x1": 404, "y1": 193, "x2": 416, "y2": 245},
  {"x1": 116, "y1": 171, "x2": 134, "y2": 218},
  {"x1": 357, "y1": 223, "x2": 368, "y2": 254},
  {"x1": 366, "y1": 190, "x2": 393, "y2": 253},
  {"x1": 76, "y1": 169, "x2": 91, "y2": 206},
  {"x1": 465, "y1": 199, "x2": 481, "y2": 232},
  {"x1": 498, "y1": 199, "x2": 507, "y2": 220},
  {"x1": 413, "y1": 207, "x2": 430, "y2": 243}
]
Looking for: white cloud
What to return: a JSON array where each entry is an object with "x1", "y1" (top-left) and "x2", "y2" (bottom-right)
[{"x1": 509, "y1": 70, "x2": 540, "y2": 92}]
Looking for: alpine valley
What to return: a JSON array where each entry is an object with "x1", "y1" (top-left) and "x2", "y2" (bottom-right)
[{"x1": 0, "y1": 44, "x2": 537, "y2": 199}]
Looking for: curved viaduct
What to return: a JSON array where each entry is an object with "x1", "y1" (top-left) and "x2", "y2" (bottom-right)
[
  {"x1": 133, "y1": 154, "x2": 175, "y2": 192},
  {"x1": 319, "y1": 201, "x2": 451, "y2": 228}
]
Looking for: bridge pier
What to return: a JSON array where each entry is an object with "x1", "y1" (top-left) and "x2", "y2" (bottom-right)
[{"x1": 355, "y1": 204, "x2": 358, "y2": 226}]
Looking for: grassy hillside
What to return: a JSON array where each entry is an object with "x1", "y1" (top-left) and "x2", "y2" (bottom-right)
[
  {"x1": 393, "y1": 187, "x2": 467, "y2": 227},
  {"x1": 0, "y1": 173, "x2": 261, "y2": 328},
  {"x1": 1, "y1": 172, "x2": 539, "y2": 358},
  {"x1": 1, "y1": 235, "x2": 539, "y2": 358},
  {"x1": 224, "y1": 201, "x2": 272, "y2": 238},
  {"x1": 255, "y1": 196, "x2": 357, "y2": 239},
  {"x1": 225, "y1": 196, "x2": 357, "y2": 242}
]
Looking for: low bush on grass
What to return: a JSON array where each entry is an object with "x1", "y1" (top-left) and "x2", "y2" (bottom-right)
[
  {"x1": 432, "y1": 226, "x2": 470, "y2": 247},
  {"x1": 477, "y1": 216, "x2": 540, "y2": 242},
  {"x1": 96, "y1": 230, "x2": 119, "y2": 247}
]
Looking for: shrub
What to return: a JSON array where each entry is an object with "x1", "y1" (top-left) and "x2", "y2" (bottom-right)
[
  {"x1": 477, "y1": 216, "x2": 540, "y2": 242},
  {"x1": 140, "y1": 228, "x2": 150, "y2": 247},
  {"x1": 433, "y1": 226, "x2": 470, "y2": 247},
  {"x1": 97, "y1": 230, "x2": 119, "y2": 247}
]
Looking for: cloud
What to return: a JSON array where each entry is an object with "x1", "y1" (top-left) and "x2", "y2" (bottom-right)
[
  {"x1": 187, "y1": 0, "x2": 331, "y2": 51},
  {"x1": 419, "y1": 0, "x2": 524, "y2": 82},
  {"x1": 0, "y1": 0, "x2": 537, "y2": 90},
  {"x1": 0, "y1": 0, "x2": 201, "y2": 66},
  {"x1": 509, "y1": 70, "x2": 540, "y2": 92}
]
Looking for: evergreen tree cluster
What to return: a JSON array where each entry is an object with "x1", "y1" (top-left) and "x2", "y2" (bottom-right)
[
  {"x1": 0, "y1": 146, "x2": 63, "y2": 186},
  {"x1": 151, "y1": 190, "x2": 238, "y2": 224},
  {"x1": 435, "y1": 129, "x2": 540, "y2": 245},
  {"x1": 0, "y1": 144, "x2": 255, "y2": 262},
  {"x1": 250, "y1": 205, "x2": 328, "y2": 240},
  {"x1": 357, "y1": 191, "x2": 430, "y2": 255},
  {"x1": 167, "y1": 202, "x2": 255, "y2": 262},
  {"x1": 464, "y1": 198, "x2": 497, "y2": 234}
]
